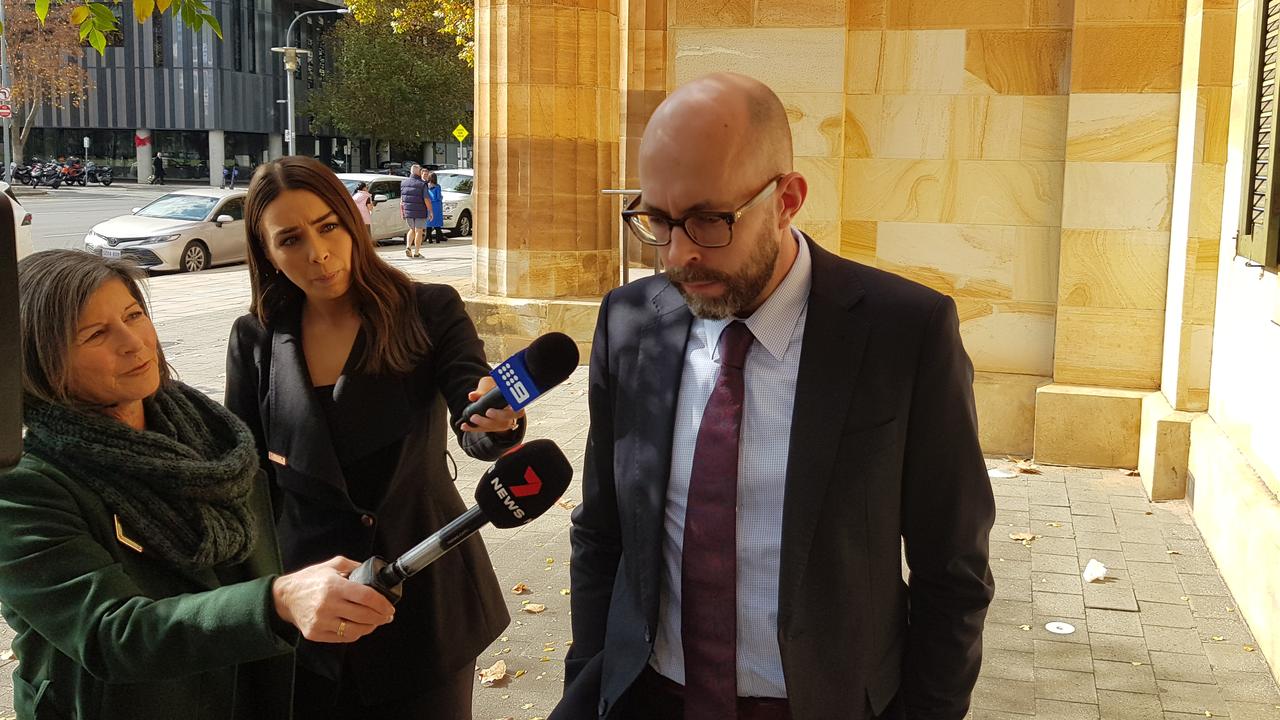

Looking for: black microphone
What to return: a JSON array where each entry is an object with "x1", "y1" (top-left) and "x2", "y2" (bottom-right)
[
  {"x1": 455, "y1": 332, "x2": 580, "y2": 433},
  {"x1": 350, "y1": 439, "x2": 574, "y2": 603}
]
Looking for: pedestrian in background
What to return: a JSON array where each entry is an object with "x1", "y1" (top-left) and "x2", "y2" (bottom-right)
[
  {"x1": 400, "y1": 165, "x2": 428, "y2": 258},
  {"x1": 1, "y1": 249, "x2": 395, "y2": 720},
  {"x1": 223, "y1": 164, "x2": 240, "y2": 190},
  {"x1": 424, "y1": 171, "x2": 446, "y2": 244},
  {"x1": 228, "y1": 156, "x2": 527, "y2": 719},
  {"x1": 352, "y1": 181, "x2": 374, "y2": 239},
  {"x1": 152, "y1": 153, "x2": 166, "y2": 185}
]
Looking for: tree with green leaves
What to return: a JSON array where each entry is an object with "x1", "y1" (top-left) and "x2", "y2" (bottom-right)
[
  {"x1": 346, "y1": 0, "x2": 472, "y2": 66},
  {"x1": 304, "y1": 18, "x2": 472, "y2": 149},
  {"x1": 3, "y1": 0, "x2": 92, "y2": 164},
  {"x1": 2, "y1": 0, "x2": 222, "y2": 53}
]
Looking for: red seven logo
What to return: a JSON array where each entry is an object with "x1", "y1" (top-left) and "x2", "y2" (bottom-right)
[{"x1": 511, "y1": 467, "x2": 542, "y2": 497}]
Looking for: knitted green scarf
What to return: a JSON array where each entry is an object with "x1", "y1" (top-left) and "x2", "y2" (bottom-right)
[{"x1": 22, "y1": 381, "x2": 259, "y2": 572}]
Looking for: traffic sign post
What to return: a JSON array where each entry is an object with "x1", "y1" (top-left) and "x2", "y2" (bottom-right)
[{"x1": 452, "y1": 124, "x2": 469, "y2": 143}]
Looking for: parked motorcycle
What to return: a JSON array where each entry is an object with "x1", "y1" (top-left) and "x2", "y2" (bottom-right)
[
  {"x1": 61, "y1": 157, "x2": 87, "y2": 187},
  {"x1": 84, "y1": 161, "x2": 114, "y2": 186},
  {"x1": 32, "y1": 162, "x2": 63, "y2": 189}
]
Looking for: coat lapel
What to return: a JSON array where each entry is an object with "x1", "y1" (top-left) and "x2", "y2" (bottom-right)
[
  {"x1": 777, "y1": 241, "x2": 870, "y2": 629},
  {"x1": 632, "y1": 280, "x2": 693, "y2": 623},
  {"x1": 328, "y1": 330, "x2": 415, "y2": 464},
  {"x1": 265, "y1": 312, "x2": 351, "y2": 509}
]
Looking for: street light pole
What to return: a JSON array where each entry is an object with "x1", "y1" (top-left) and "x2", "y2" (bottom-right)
[{"x1": 272, "y1": 7, "x2": 349, "y2": 157}]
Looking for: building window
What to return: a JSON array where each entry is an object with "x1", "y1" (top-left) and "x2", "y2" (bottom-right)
[
  {"x1": 153, "y1": 16, "x2": 165, "y2": 67},
  {"x1": 246, "y1": 0, "x2": 256, "y2": 73},
  {"x1": 231, "y1": 0, "x2": 243, "y2": 71},
  {"x1": 1240, "y1": 0, "x2": 1280, "y2": 269}
]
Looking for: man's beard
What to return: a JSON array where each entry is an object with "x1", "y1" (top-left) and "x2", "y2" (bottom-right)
[{"x1": 668, "y1": 225, "x2": 780, "y2": 319}]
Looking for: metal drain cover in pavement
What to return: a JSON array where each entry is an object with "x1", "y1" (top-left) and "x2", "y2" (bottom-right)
[{"x1": 1045, "y1": 621, "x2": 1075, "y2": 635}]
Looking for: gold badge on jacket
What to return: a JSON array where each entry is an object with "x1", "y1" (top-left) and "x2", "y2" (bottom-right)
[
  {"x1": 268, "y1": 451, "x2": 287, "y2": 467},
  {"x1": 113, "y1": 515, "x2": 144, "y2": 553}
]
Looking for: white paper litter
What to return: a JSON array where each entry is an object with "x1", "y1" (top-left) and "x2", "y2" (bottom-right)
[
  {"x1": 1082, "y1": 559, "x2": 1108, "y2": 583},
  {"x1": 988, "y1": 468, "x2": 1017, "y2": 479}
]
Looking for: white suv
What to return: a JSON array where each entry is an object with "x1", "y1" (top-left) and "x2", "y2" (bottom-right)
[{"x1": 434, "y1": 169, "x2": 474, "y2": 237}]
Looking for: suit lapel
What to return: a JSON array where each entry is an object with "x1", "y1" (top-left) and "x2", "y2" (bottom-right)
[
  {"x1": 777, "y1": 241, "x2": 870, "y2": 628},
  {"x1": 633, "y1": 280, "x2": 693, "y2": 622},
  {"x1": 266, "y1": 312, "x2": 352, "y2": 509}
]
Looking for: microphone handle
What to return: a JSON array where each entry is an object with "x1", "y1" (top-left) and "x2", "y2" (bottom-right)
[
  {"x1": 394, "y1": 505, "x2": 487, "y2": 577},
  {"x1": 455, "y1": 387, "x2": 511, "y2": 433}
]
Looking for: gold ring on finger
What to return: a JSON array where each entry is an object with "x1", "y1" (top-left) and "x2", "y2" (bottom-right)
[{"x1": 337, "y1": 620, "x2": 347, "y2": 638}]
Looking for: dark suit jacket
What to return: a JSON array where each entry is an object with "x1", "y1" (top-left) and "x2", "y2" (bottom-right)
[
  {"x1": 225, "y1": 282, "x2": 520, "y2": 704},
  {"x1": 557, "y1": 238, "x2": 996, "y2": 720},
  {"x1": 0, "y1": 454, "x2": 295, "y2": 720}
]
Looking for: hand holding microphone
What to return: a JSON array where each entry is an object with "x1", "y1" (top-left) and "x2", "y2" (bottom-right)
[
  {"x1": 349, "y1": 439, "x2": 574, "y2": 603},
  {"x1": 456, "y1": 333, "x2": 580, "y2": 434}
]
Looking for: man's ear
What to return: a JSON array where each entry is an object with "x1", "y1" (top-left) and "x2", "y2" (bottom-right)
[{"x1": 776, "y1": 173, "x2": 808, "y2": 229}]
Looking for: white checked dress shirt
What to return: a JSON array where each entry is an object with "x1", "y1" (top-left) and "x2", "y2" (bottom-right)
[{"x1": 650, "y1": 231, "x2": 812, "y2": 698}]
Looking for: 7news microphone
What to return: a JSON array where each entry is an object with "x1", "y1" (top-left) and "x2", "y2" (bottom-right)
[
  {"x1": 349, "y1": 439, "x2": 573, "y2": 603},
  {"x1": 455, "y1": 332, "x2": 580, "y2": 434}
]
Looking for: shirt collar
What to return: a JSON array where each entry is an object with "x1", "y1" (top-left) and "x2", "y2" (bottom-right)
[{"x1": 704, "y1": 228, "x2": 812, "y2": 363}]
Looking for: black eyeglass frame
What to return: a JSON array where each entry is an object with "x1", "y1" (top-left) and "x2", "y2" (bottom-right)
[{"x1": 621, "y1": 174, "x2": 786, "y2": 248}]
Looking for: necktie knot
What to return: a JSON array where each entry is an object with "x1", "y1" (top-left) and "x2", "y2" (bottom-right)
[{"x1": 718, "y1": 321, "x2": 754, "y2": 370}]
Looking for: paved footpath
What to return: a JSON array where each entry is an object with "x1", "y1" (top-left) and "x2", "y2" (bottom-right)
[{"x1": 3, "y1": 242, "x2": 1279, "y2": 720}]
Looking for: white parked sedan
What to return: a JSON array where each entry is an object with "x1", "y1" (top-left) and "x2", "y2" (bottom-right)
[
  {"x1": 435, "y1": 169, "x2": 474, "y2": 237},
  {"x1": 3, "y1": 182, "x2": 34, "y2": 261},
  {"x1": 337, "y1": 173, "x2": 409, "y2": 243},
  {"x1": 83, "y1": 189, "x2": 247, "y2": 273}
]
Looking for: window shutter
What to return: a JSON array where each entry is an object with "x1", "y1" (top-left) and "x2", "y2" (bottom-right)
[{"x1": 1241, "y1": 0, "x2": 1280, "y2": 267}]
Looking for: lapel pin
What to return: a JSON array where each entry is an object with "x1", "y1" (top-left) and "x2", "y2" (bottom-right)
[
  {"x1": 268, "y1": 451, "x2": 287, "y2": 467},
  {"x1": 113, "y1": 515, "x2": 144, "y2": 553}
]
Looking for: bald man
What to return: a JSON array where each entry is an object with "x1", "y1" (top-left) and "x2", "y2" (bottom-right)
[{"x1": 556, "y1": 74, "x2": 995, "y2": 720}]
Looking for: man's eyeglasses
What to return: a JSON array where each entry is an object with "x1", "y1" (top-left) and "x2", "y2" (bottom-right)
[{"x1": 622, "y1": 175, "x2": 784, "y2": 248}]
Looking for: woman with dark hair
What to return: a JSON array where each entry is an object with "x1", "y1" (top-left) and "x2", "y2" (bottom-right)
[
  {"x1": 424, "y1": 171, "x2": 446, "y2": 244},
  {"x1": 351, "y1": 181, "x2": 374, "y2": 239},
  {"x1": 0, "y1": 249, "x2": 395, "y2": 720},
  {"x1": 226, "y1": 156, "x2": 525, "y2": 719}
]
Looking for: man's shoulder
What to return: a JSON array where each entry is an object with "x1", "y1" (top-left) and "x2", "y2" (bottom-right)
[{"x1": 602, "y1": 273, "x2": 672, "y2": 312}]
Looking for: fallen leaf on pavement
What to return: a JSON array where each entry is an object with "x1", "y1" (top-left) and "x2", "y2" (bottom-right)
[
  {"x1": 560, "y1": 589, "x2": 570, "y2": 596},
  {"x1": 556, "y1": 500, "x2": 577, "y2": 510},
  {"x1": 479, "y1": 660, "x2": 507, "y2": 687},
  {"x1": 1125, "y1": 469, "x2": 1141, "y2": 477},
  {"x1": 1019, "y1": 625, "x2": 1032, "y2": 631},
  {"x1": 1015, "y1": 459, "x2": 1042, "y2": 474},
  {"x1": 514, "y1": 670, "x2": 527, "y2": 678},
  {"x1": 1212, "y1": 635, "x2": 1225, "y2": 641},
  {"x1": 512, "y1": 583, "x2": 531, "y2": 595},
  {"x1": 1244, "y1": 645, "x2": 1256, "y2": 652},
  {"x1": 1167, "y1": 550, "x2": 1181, "y2": 555},
  {"x1": 1009, "y1": 532, "x2": 1040, "y2": 546},
  {"x1": 1047, "y1": 522, "x2": 1063, "y2": 528},
  {"x1": 0, "y1": 649, "x2": 13, "y2": 663},
  {"x1": 522, "y1": 604, "x2": 547, "y2": 614}
]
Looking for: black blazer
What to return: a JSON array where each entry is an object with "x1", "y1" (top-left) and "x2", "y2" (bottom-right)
[
  {"x1": 225, "y1": 282, "x2": 521, "y2": 702},
  {"x1": 557, "y1": 238, "x2": 996, "y2": 720}
]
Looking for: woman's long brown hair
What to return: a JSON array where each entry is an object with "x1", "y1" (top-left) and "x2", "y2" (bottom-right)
[{"x1": 243, "y1": 156, "x2": 430, "y2": 375}]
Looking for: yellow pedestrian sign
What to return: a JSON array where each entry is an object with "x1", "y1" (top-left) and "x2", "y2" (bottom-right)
[{"x1": 452, "y1": 124, "x2": 469, "y2": 143}]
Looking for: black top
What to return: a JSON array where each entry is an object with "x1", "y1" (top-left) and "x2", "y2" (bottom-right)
[{"x1": 312, "y1": 384, "x2": 401, "y2": 512}]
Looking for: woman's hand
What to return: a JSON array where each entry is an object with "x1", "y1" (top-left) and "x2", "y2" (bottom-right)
[
  {"x1": 271, "y1": 557, "x2": 396, "y2": 643},
  {"x1": 461, "y1": 375, "x2": 526, "y2": 434}
]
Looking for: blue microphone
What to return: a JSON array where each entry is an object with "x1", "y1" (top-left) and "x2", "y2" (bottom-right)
[{"x1": 454, "y1": 332, "x2": 580, "y2": 433}]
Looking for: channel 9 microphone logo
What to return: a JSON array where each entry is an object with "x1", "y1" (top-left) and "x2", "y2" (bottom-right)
[{"x1": 497, "y1": 359, "x2": 532, "y2": 404}]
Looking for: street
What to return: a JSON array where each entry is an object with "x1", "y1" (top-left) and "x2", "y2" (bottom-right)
[{"x1": 18, "y1": 185, "x2": 171, "y2": 253}]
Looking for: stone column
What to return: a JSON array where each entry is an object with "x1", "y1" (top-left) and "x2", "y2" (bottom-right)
[
  {"x1": 135, "y1": 129, "x2": 152, "y2": 184},
  {"x1": 617, "y1": 0, "x2": 666, "y2": 273},
  {"x1": 1034, "y1": 2, "x2": 1187, "y2": 469},
  {"x1": 470, "y1": 0, "x2": 621, "y2": 358},
  {"x1": 208, "y1": 130, "x2": 226, "y2": 187}
]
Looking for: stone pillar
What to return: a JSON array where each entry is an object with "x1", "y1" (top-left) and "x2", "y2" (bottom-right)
[
  {"x1": 617, "y1": 0, "x2": 666, "y2": 273},
  {"x1": 269, "y1": 133, "x2": 283, "y2": 160},
  {"x1": 135, "y1": 129, "x2": 152, "y2": 184},
  {"x1": 1034, "y1": 1, "x2": 1187, "y2": 468},
  {"x1": 469, "y1": 0, "x2": 621, "y2": 358},
  {"x1": 208, "y1": 130, "x2": 226, "y2": 187}
]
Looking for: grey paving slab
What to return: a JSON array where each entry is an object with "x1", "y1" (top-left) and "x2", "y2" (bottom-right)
[
  {"x1": 1140, "y1": 601, "x2": 1197, "y2": 629},
  {"x1": 1149, "y1": 650, "x2": 1216, "y2": 684},
  {"x1": 1036, "y1": 668, "x2": 1099, "y2": 704},
  {"x1": 1036, "y1": 639, "x2": 1096, "y2": 673},
  {"x1": 1097, "y1": 689, "x2": 1163, "y2": 720},
  {"x1": 1145, "y1": 625, "x2": 1208, "y2": 655},
  {"x1": 1084, "y1": 582, "x2": 1140, "y2": 612},
  {"x1": 1090, "y1": 633, "x2": 1153, "y2": 664},
  {"x1": 1086, "y1": 608, "x2": 1145, "y2": 638},
  {"x1": 1035, "y1": 698, "x2": 1102, "y2": 720},
  {"x1": 973, "y1": 675, "x2": 1037, "y2": 715},
  {"x1": 1093, "y1": 659, "x2": 1158, "y2": 694},
  {"x1": 1215, "y1": 670, "x2": 1280, "y2": 704},
  {"x1": 1226, "y1": 701, "x2": 1280, "y2": 719},
  {"x1": 1157, "y1": 679, "x2": 1231, "y2": 715}
]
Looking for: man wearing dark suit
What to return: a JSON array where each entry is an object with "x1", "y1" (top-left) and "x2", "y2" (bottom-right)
[{"x1": 554, "y1": 73, "x2": 996, "y2": 720}]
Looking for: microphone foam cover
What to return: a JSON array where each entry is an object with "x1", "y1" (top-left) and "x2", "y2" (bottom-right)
[
  {"x1": 523, "y1": 332, "x2": 579, "y2": 391},
  {"x1": 474, "y1": 439, "x2": 573, "y2": 529}
]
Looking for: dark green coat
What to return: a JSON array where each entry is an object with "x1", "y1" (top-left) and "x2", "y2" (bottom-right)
[{"x1": 0, "y1": 453, "x2": 297, "y2": 720}]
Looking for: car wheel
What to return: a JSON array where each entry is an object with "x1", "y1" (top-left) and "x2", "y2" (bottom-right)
[
  {"x1": 454, "y1": 211, "x2": 472, "y2": 238},
  {"x1": 180, "y1": 241, "x2": 210, "y2": 273}
]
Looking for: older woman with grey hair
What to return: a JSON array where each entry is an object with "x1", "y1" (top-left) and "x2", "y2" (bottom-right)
[{"x1": 0, "y1": 249, "x2": 396, "y2": 720}]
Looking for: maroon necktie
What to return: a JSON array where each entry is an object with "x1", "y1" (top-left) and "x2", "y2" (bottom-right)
[{"x1": 682, "y1": 320, "x2": 754, "y2": 720}]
